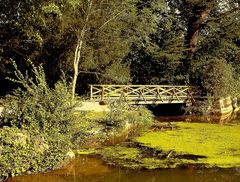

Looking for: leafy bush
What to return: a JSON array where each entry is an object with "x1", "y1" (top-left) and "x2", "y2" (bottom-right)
[
  {"x1": 201, "y1": 58, "x2": 235, "y2": 97},
  {"x1": 0, "y1": 61, "x2": 79, "y2": 180},
  {"x1": 0, "y1": 126, "x2": 71, "y2": 181},
  {"x1": 1, "y1": 61, "x2": 77, "y2": 135},
  {"x1": 190, "y1": 57, "x2": 236, "y2": 97},
  {"x1": 105, "y1": 101, "x2": 154, "y2": 128}
]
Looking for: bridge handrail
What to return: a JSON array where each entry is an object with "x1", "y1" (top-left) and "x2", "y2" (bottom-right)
[
  {"x1": 89, "y1": 84, "x2": 198, "y2": 104},
  {"x1": 90, "y1": 84, "x2": 193, "y2": 87}
]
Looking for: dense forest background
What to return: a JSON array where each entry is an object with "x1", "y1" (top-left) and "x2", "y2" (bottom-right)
[{"x1": 0, "y1": 0, "x2": 239, "y2": 98}]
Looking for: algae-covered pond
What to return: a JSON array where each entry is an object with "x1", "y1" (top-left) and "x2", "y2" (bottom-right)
[
  {"x1": 135, "y1": 122, "x2": 240, "y2": 168},
  {"x1": 95, "y1": 121, "x2": 240, "y2": 169},
  {"x1": 7, "y1": 120, "x2": 240, "y2": 182}
]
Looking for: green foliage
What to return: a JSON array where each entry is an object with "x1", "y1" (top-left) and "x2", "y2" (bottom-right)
[
  {"x1": 0, "y1": 62, "x2": 79, "y2": 180},
  {"x1": 1, "y1": 0, "x2": 239, "y2": 98},
  {"x1": 70, "y1": 112, "x2": 107, "y2": 148},
  {"x1": 190, "y1": 57, "x2": 236, "y2": 97},
  {"x1": 137, "y1": 106, "x2": 154, "y2": 126},
  {"x1": 106, "y1": 101, "x2": 130, "y2": 127},
  {"x1": 127, "y1": 0, "x2": 187, "y2": 85},
  {"x1": 65, "y1": 0, "x2": 156, "y2": 84},
  {"x1": 0, "y1": 61, "x2": 155, "y2": 180},
  {"x1": 42, "y1": 3, "x2": 63, "y2": 19},
  {"x1": 105, "y1": 101, "x2": 154, "y2": 128},
  {"x1": 2, "y1": 61, "x2": 77, "y2": 135},
  {"x1": 0, "y1": 126, "x2": 71, "y2": 181},
  {"x1": 166, "y1": 0, "x2": 240, "y2": 94},
  {"x1": 201, "y1": 58, "x2": 235, "y2": 97},
  {"x1": 0, "y1": 0, "x2": 45, "y2": 65}
]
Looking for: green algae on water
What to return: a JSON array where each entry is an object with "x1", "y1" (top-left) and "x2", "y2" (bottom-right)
[
  {"x1": 136, "y1": 122, "x2": 240, "y2": 168},
  {"x1": 96, "y1": 122, "x2": 240, "y2": 169},
  {"x1": 96, "y1": 145, "x2": 177, "y2": 169}
]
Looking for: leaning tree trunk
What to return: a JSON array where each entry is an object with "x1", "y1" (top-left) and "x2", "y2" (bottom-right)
[
  {"x1": 71, "y1": 0, "x2": 93, "y2": 101},
  {"x1": 72, "y1": 38, "x2": 83, "y2": 101},
  {"x1": 186, "y1": 9, "x2": 209, "y2": 59}
]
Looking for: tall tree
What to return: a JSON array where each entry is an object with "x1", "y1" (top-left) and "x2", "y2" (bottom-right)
[
  {"x1": 0, "y1": 0, "x2": 47, "y2": 94},
  {"x1": 126, "y1": 0, "x2": 186, "y2": 85},
  {"x1": 167, "y1": 0, "x2": 240, "y2": 96},
  {"x1": 1, "y1": 0, "x2": 150, "y2": 96},
  {"x1": 58, "y1": 0, "x2": 135, "y2": 99},
  {"x1": 167, "y1": 0, "x2": 239, "y2": 57},
  {"x1": 59, "y1": 0, "x2": 166, "y2": 98}
]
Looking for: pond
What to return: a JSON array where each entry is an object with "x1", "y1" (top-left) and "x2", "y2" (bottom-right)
[
  {"x1": 6, "y1": 118, "x2": 240, "y2": 182},
  {"x1": 7, "y1": 156, "x2": 240, "y2": 182}
]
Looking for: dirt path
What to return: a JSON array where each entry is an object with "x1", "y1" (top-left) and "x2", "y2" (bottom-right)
[
  {"x1": 75, "y1": 101, "x2": 110, "y2": 112},
  {"x1": 0, "y1": 101, "x2": 110, "y2": 116}
]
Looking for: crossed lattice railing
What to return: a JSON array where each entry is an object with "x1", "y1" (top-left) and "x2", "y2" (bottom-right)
[{"x1": 90, "y1": 85, "x2": 198, "y2": 104}]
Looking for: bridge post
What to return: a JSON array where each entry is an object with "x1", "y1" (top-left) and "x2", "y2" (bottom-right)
[
  {"x1": 101, "y1": 85, "x2": 105, "y2": 101},
  {"x1": 90, "y1": 85, "x2": 93, "y2": 100}
]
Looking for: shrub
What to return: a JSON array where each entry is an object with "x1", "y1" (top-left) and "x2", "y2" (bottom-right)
[
  {"x1": 0, "y1": 61, "x2": 79, "y2": 180},
  {"x1": 1, "y1": 62, "x2": 77, "y2": 135},
  {"x1": 105, "y1": 100, "x2": 154, "y2": 128},
  {"x1": 0, "y1": 126, "x2": 72, "y2": 181},
  {"x1": 201, "y1": 58, "x2": 235, "y2": 97}
]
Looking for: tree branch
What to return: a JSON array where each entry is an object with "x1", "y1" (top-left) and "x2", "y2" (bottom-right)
[
  {"x1": 206, "y1": 6, "x2": 240, "y2": 23},
  {"x1": 98, "y1": 8, "x2": 127, "y2": 30}
]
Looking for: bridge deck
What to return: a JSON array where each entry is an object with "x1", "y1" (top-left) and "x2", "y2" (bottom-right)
[{"x1": 90, "y1": 85, "x2": 198, "y2": 104}]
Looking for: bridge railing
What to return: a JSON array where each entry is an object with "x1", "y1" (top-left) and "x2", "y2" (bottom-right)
[{"x1": 90, "y1": 85, "x2": 198, "y2": 104}]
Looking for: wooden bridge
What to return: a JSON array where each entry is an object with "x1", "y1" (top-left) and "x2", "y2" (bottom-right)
[{"x1": 90, "y1": 85, "x2": 198, "y2": 105}]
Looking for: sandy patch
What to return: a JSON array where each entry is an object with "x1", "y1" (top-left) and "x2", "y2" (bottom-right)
[{"x1": 75, "y1": 102, "x2": 110, "y2": 112}]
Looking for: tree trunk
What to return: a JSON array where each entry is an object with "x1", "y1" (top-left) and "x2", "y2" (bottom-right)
[
  {"x1": 71, "y1": 38, "x2": 83, "y2": 100},
  {"x1": 71, "y1": 0, "x2": 93, "y2": 101},
  {"x1": 186, "y1": 9, "x2": 209, "y2": 59}
]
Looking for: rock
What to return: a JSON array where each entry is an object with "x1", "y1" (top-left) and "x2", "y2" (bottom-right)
[
  {"x1": 66, "y1": 150, "x2": 75, "y2": 159},
  {"x1": 55, "y1": 150, "x2": 76, "y2": 169}
]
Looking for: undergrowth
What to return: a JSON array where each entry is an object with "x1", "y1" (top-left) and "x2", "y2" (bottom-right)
[{"x1": 0, "y1": 61, "x2": 79, "y2": 181}]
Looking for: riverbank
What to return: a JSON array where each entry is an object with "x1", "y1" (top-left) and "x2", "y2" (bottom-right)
[{"x1": 0, "y1": 101, "x2": 153, "y2": 181}]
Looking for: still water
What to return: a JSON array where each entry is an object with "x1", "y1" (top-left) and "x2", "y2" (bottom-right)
[{"x1": 7, "y1": 156, "x2": 240, "y2": 182}]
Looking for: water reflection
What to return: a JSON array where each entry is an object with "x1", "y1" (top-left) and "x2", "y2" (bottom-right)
[{"x1": 7, "y1": 156, "x2": 240, "y2": 182}]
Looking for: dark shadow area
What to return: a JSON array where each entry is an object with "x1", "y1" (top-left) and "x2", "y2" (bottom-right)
[
  {"x1": 148, "y1": 104, "x2": 186, "y2": 116},
  {"x1": 0, "y1": 75, "x2": 16, "y2": 96}
]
